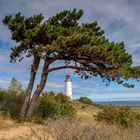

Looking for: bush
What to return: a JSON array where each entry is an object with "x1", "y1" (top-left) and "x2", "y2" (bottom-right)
[
  {"x1": 81, "y1": 105, "x2": 86, "y2": 109},
  {"x1": 135, "y1": 112, "x2": 140, "y2": 120},
  {"x1": 0, "y1": 88, "x2": 6, "y2": 111},
  {"x1": 39, "y1": 92, "x2": 76, "y2": 118},
  {"x1": 55, "y1": 93, "x2": 70, "y2": 104},
  {"x1": 78, "y1": 97, "x2": 93, "y2": 105},
  {"x1": 60, "y1": 103, "x2": 76, "y2": 117},
  {"x1": 0, "y1": 88, "x2": 5, "y2": 102},
  {"x1": 0, "y1": 78, "x2": 25, "y2": 118},
  {"x1": 1, "y1": 92, "x2": 25, "y2": 118},
  {"x1": 96, "y1": 105, "x2": 140, "y2": 128},
  {"x1": 39, "y1": 98, "x2": 60, "y2": 118},
  {"x1": 41, "y1": 92, "x2": 70, "y2": 103}
]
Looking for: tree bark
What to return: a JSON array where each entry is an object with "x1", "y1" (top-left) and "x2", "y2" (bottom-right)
[
  {"x1": 25, "y1": 61, "x2": 49, "y2": 117},
  {"x1": 19, "y1": 56, "x2": 40, "y2": 118}
]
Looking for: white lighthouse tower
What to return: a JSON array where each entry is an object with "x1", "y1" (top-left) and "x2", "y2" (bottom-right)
[{"x1": 64, "y1": 73, "x2": 72, "y2": 99}]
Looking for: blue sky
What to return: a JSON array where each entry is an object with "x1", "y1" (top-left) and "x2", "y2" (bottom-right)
[{"x1": 0, "y1": 0, "x2": 140, "y2": 101}]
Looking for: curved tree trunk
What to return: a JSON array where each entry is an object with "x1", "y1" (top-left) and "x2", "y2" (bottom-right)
[
  {"x1": 19, "y1": 56, "x2": 40, "y2": 118},
  {"x1": 25, "y1": 61, "x2": 49, "y2": 117}
]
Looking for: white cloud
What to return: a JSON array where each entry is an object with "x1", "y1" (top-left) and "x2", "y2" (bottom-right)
[{"x1": 0, "y1": 51, "x2": 31, "y2": 74}]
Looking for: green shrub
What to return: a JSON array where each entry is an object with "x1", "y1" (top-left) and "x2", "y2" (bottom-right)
[
  {"x1": 0, "y1": 88, "x2": 5, "y2": 102},
  {"x1": 78, "y1": 97, "x2": 93, "y2": 105},
  {"x1": 41, "y1": 92, "x2": 70, "y2": 104},
  {"x1": 55, "y1": 93, "x2": 70, "y2": 103},
  {"x1": 0, "y1": 78, "x2": 25, "y2": 118},
  {"x1": 60, "y1": 103, "x2": 76, "y2": 118},
  {"x1": 130, "y1": 111, "x2": 140, "y2": 121},
  {"x1": 81, "y1": 105, "x2": 86, "y2": 109},
  {"x1": 0, "y1": 88, "x2": 6, "y2": 112},
  {"x1": 1, "y1": 92, "x2": 25, "y2": 118},
  {"x1": 96, "y1": 105, "x2": 140, "y2": 128},
  {"x1": 39, "y1": 92, "x2": 76, "y2": 118},
  {"x1": 39, "y1": 98, "x2": 60, "y2": 118}
]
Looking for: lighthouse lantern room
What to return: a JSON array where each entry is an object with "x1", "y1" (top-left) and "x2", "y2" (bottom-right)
[{"x1": 64, "y1": 73, "x2": 72, "y2": 99}]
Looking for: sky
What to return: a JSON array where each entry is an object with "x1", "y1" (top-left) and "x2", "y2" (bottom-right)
[{"x1": 0, "y1": 0, "x2": 140, "y2": 101}]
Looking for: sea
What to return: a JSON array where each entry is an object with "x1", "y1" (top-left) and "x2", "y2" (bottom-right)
[{"x1": 95, "y1": 101, "x2": 140, "y2": 106}]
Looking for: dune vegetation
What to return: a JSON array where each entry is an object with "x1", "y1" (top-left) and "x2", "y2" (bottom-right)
[{"x1": 0, "y1": 78, "x2": 140, "y2": 140}]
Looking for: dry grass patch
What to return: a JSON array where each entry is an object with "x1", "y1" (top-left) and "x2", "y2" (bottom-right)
[
  {"x1": 46, "y1": 118, "x2": 110, "y2": 140},
  {"x1": 0, "y1": 115, "x2": 15, "y2": 130},
  {"x1": 0, "y1": 122, "x2": 54, "y2": 140},
  {"x1": 72, "y1": 101, "x2": 101, "y2": 121},
  {"x1": 45, "y1": 118, "x2": 140, "y2": 140}
]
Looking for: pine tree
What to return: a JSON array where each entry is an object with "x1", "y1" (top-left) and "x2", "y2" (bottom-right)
[{"x1": 3, "y1": 9, "x2": 140, "y2": 118}]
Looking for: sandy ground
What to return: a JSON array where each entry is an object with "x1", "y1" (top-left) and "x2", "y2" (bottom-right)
[{"x1": 0, "y1": 122, "x2": 54, "y2": 140}]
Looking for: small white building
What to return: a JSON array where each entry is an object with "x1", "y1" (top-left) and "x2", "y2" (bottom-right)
[{"x1": 64, "y1": 73, "x2": 72, "y2": 99}]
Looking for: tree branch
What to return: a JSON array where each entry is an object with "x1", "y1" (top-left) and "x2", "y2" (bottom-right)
[
  {"x1": 47, "y1": 64, "x2": 120, "y2": 79},
  {"x1": 45, "y1": 53, "x2": 64, "y2": 65},
  {"x1": 47, "y1": 65, "x2": 96, "y2": 73}
]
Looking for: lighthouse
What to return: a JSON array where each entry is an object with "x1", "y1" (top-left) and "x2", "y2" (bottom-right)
[{"x1": 64, "y1": 73, "x2": 72, "y2": 99}]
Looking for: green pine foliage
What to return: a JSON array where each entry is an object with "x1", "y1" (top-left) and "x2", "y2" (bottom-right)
[{"x1": 3, "y1": 9, "x2": 140, "y2": 88}]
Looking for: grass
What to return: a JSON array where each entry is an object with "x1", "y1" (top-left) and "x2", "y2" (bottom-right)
[
  {"x1": 131, "y1": 107, "x2": 140, "y2": 113},
  {"x1": 0, "y1": 115, "x2": 15, "y2": 130},
  {"x1": 0, "y1": 101, "x2": 140, "y2": 140}
]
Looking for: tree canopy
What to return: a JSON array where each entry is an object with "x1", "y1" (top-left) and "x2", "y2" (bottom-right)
[{"x1": 3, "y1": 9, "x2": 140, "y2": 87}]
